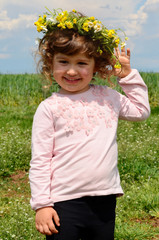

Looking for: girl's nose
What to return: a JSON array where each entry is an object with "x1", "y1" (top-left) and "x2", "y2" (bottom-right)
[{"x1": 67, "y1": 66, "x2": 77, "y2": 76}]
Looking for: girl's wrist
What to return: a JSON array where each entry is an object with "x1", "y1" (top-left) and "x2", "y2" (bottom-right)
[
  {"x1": 120, "y1": 68, "x2": 132, "y2": 78},
  {"x1": 36, "y1": 206, "x2": 53, "y2": 212}
]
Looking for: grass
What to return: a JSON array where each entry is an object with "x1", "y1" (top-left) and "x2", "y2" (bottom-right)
[{"x1": 0, "y1": 73, "x2": 159, "y2": 239}]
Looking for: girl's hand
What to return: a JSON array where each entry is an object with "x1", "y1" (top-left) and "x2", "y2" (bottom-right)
[
  {"x1": 35, "y1": 207, "x2": 60, "y2": 235},
  {"x1": 114, "y1": 47, "x2": 131, "y2": 78}
]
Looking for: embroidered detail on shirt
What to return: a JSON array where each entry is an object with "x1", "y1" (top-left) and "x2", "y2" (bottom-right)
[{"x1": 47, "y1": 86, "x2": 118, "y2": 136}]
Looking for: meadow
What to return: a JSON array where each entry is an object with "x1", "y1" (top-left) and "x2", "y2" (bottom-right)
[{"x1": 0, "y1": 72, "x2": 159, "y2": 239}]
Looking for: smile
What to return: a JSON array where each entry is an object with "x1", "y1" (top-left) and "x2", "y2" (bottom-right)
[{"x1": 64, "y1": 77, "x2": 81, "y2": 84}]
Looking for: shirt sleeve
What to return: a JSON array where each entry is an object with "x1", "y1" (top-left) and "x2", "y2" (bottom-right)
[
  {"x1": 29, "y1": 101, "x2": 54, "y2": 210},
  {"x1": 118, "y1": 69, "x2": 150, "y2": 121}
]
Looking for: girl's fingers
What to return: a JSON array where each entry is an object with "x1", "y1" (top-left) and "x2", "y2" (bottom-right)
[
  {"x1": 43, "y1": 224, "x2": 54, "y2": 235},
  {"x1": 121, "y1": 46, "x2": 125, "y2": 52},
  {"x1": 48, "y1": 220, "x2": 59, "y2": 234},
  {"x1": 36, "y1": 224, "x2": 45, "y2": 234},
  {"x1": 115, "y1": 47, "x2": 120, "y2": 57},
  {"x1": 36, "y1": 222, "x2": 58, "y2": 235},
  {"x1": 127, "y1": 48, "x2": 131, "y2": 57},
  {"x1": 115, "y1": 47, "x2": 128, "y2": 57},
  {"x1": 121, "y1": 46, "x2": 127, "y2": 56},
  {"x1": 117, "y1": 47, "x2": 130, "y2": 59},
  {"x1": 52, "y1": 209, "x2": 60, "y2": 226}
]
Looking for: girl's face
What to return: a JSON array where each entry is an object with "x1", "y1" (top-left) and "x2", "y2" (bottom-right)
[{"x1": 52, "y1": 52, "x2": 95, "y2": 94}]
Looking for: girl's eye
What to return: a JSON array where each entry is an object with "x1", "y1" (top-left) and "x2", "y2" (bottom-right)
[
  {"x1": 59, "y1": 60, "x2": 68, "y2": 64},
  {"x1": 78, "y1": 62, "x2": 87, "y2": 65}
]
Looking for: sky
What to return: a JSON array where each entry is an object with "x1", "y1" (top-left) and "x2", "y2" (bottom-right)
[{"x1": 0, "y1": 0, "x2": 159, "y2": 74}]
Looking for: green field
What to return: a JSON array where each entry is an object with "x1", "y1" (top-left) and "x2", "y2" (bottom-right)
[{"x1": 0, "y1": 73, "x2": 159, "y2": 239}]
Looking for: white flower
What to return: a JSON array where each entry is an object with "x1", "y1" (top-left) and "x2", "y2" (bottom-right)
[
  {"x1": 88, "y1": 21, "x2": 94, "y2": 28},
  {"x1": 41, "y1": 26, "x2": 48, "y2": 32},
  {"x1": 94, "y1": 23, "x2": 102, "y2": 33},
  {"x1": 47, "y1": 17, "x2": 57, "y2": 24},
  {"x1": 121, "y1": 42, "x2": 126, "y2": 48}
]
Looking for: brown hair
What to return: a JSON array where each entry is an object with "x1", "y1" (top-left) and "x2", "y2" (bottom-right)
[{"x1": 36, "y1": 28, "x2": 115, "y2": 83}]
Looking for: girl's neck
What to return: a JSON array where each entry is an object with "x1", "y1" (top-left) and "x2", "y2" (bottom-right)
[{"x1": 58, "y1": 85, "x2": 91, "y2": 95}]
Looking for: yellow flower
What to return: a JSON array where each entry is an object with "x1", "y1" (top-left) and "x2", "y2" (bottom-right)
[
  {"x1": 36, "y1": 25, "x2": 43, "y2": 32},
  {"x1": 104, "y1": 29, "x2": 109, "y2": 33},
  {"x1": 114, "y1": 63, "x2": 121, "y2": 69},
  {"x1": 56, "y1": 12, "x2": 68, "y2": 22},
  {"x1": 61, "y1": 16, "x2": 67, "y2": 22},
  {"x1": 62, "y1": 11, "x2": 68, "y2": 16},
  {"x1": 34, "y1": 17, "x2": 42, "y2": 26},
  {"x1": 72, "y1": 9, "x2": 76, "y2": 13},
  {"x1": 93, "y1": 20, "x2": 97, "y2": 25},
  {"x1": 57, "y1": 22, "x2": 66, "y2": 29},
  {"x1": 34, "y1": 16, "x2": 46, "y2": 32},
  {"x1": 83, "y1": 22, "x2": 89, "y2": 32},
  {"x1": 34, "y1": 20, "x2": 39, "y2": 26},
  {"x1": 115, "y1": 38, "x2": 120, "y2": 46},
  {"x1": 89, "y1": 16, "x2": 95, "y2": 20},
  {"x1": 83, "y1": 22, "x2": 89, "y2": 27},
  {"x1": 73, "y1": 18, "x2": 77, "y2": 24},
  {"x1": 83, "y1": 27, "x2": 89, "y2": 32},
  {"x1": 56, "y1": 15, "x2": 62, "y2": 21},
  {"x1": 108, "y1": 29, "x2": 115, "y2": 38},
  {"x1": 65, "y1": 21, "x2": 73, "y2": 29}
]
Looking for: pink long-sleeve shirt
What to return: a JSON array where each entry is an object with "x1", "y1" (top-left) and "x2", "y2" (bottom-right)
[{"x1": 29, "y1": 69, "x2": 150, "y2": 210}]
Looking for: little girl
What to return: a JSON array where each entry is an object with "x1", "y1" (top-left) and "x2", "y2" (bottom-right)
[{"x1": 29, "y1": 8, "x2": 150, "y2": 240}]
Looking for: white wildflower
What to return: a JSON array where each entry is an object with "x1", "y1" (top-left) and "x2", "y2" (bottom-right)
[
  {"x1": 47, "y1": 17, "x2": 57, "y2": 24},
  {"x1": 41, "y1": 26, "x2": 48, "y2": 32},
  {"x1": 88, "y1": 21, "x2": 94, "y2": 28},
  {"x1": 121, "y1": 42, "x2": 126, "y2": 49},
  {"x1": 94, "y1": 23, "x2": 102, "y2": 33}
]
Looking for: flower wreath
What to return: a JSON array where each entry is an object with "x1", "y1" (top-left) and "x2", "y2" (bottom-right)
[{"x1": 34, "y1": 8, "x2": 128, "y2": 68}]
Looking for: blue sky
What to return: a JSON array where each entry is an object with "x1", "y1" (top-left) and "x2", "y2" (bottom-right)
[{"x1": 0, "y1": 0, "x2": 159, "y2": 74}]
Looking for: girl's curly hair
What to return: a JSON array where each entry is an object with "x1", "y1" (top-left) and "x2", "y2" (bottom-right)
[{"x1": 36, "y1": 28, "x2": 116, "y2": 84}]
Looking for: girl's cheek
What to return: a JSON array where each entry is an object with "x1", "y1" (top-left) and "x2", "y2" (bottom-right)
[{"x1": 81, "y1": 68, "x2": 91, "y2": 76}]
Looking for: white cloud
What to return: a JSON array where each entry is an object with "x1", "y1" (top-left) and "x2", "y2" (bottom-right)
[
  {"x1": 0, "y1": 10, "x2": 8, "y2": 20},
  {"x1": 140, "y1": 0, "x2": 159, "y2": 12},
  {"x1": 0, "y1": 10, "x2": 36, "y2": 31},
  {"x1": 120, "y1": 0, "x2": 159, "y2": 37}
]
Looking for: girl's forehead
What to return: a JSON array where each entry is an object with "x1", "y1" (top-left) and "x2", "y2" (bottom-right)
[{"x1": 54, "y1": 52, "x2": 94, "y2": 61}]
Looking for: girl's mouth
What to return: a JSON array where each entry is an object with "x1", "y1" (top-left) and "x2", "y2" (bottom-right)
[{"x1": 64, "y1": 77, "x2": 81, "y2": 84}]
